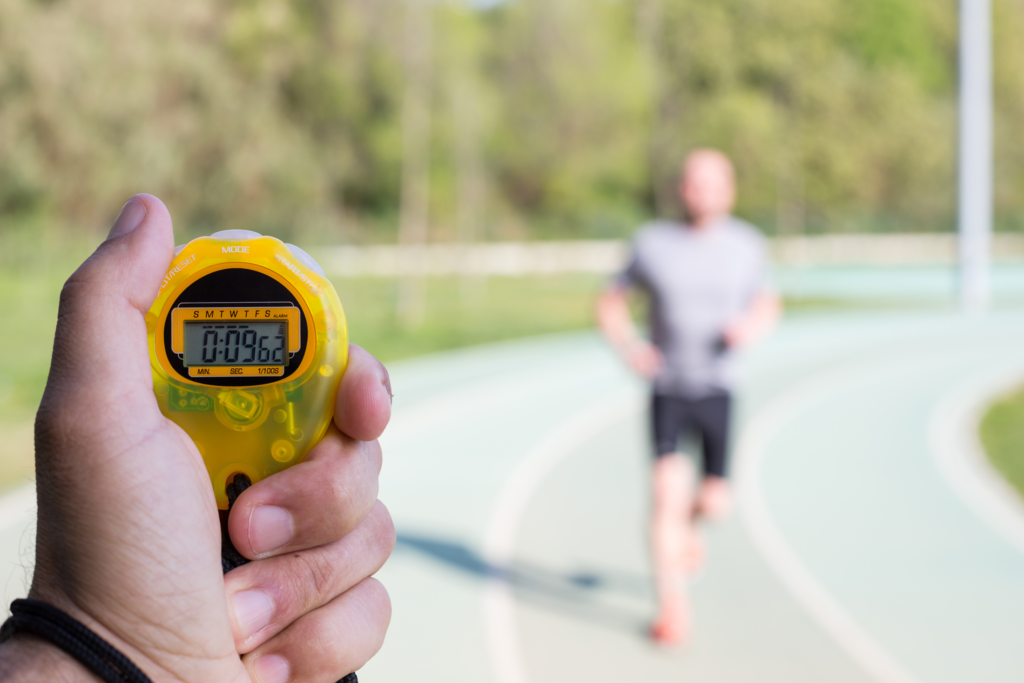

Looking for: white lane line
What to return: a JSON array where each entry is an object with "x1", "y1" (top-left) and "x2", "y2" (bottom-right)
[
  {"x1": 929, "y1": 363, "x2": 1024, "y2": 553},
  {"x1": 735, "y1": 362, "x2": 924, "y2": 683},
  {"x1": 387, "y1": 373, "x2": 550, "y2": 441},
  {"x1": 384, "y1": 352, "x2": 613, "y2": 448},
  {"x1": 482, "y1": 353, "x2": 930, "y2": 683},
  {"x1": 481, "y1": 391, "x2": 644, "y2": 683}
]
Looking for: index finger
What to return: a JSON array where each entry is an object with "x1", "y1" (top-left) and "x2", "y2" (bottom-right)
[{"x1": 334, "y1": 344, "x2": 391, "y2": 441}]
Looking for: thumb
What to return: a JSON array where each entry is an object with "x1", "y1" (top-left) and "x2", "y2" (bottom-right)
[
  {"x1": 40, "y1": 194, "x2": 174, "y2": 436},
  {"x1": 86, "y1": 193, "x2": 174, "y2": 316}
]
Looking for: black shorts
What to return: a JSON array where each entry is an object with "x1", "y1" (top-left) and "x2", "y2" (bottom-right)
[{"x1": 652, "y1": 392, "x2": 733, "y2": 478}]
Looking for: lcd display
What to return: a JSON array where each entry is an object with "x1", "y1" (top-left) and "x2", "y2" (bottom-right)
[{"x1": 183, "y1": 321, "x2": 288, "y2": 367}]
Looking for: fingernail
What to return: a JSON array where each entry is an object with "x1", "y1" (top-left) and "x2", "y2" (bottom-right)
[
  {"x1": 108, "y1": 197, "x2": 147, "y2": 239},
  {"x1": 231, "y1": 590, "x2": 274, "y2": 641},
  {"x1": 381, "y1": 365, "x2": 393, "y2": 405},
  {"x1": 254, "y1": 654, "x2": 290, "y2": 683},
  {"x1": 249, "y1": 506, "x2": 294, "y2": 555}
]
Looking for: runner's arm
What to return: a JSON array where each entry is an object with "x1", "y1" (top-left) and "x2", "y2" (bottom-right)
[
  {"x1": 597, "y1": 285, "x2": 662, "y2": 378},
  {"x1": 722, "y1": 290, "x2": 781, "y2": 348}
]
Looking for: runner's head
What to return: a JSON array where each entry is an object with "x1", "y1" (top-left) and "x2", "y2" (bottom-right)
[{"x1": 679, "y1": 149, "x2": 736, "y2": 227}]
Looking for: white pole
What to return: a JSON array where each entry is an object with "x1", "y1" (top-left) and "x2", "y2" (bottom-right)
[{"x1": 958, "y1": 0, "x2": 993, "y2": 310}]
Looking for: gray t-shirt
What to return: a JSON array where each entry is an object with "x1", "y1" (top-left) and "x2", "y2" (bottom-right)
[{"x1": 617, "y1": 217, "x2": 771, "y2": 397}]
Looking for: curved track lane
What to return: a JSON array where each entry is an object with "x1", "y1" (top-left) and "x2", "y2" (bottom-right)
[{"x1": 1, "y1": 311, "x2": 1023, "y2": 682}]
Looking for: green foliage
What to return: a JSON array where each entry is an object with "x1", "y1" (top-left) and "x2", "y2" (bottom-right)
[
  {"x1": 992, "y1": 0, "x2": 1024, "y2": 232},
  {"x1": 979, "y1": 386, "x2": 1024, "y2": 501},
  {"x1": 0, "y1": 0, "x2": 1023, "y2": 241},
  {"x1": 841, "y1": 0, "x2": 952, "y2": 92},
  {"x1": 647, "y1": 0, "x2": 959, "y2": 233},
  {"x1": 483, "y1": 0, "x2": 651, "y2": 237}
]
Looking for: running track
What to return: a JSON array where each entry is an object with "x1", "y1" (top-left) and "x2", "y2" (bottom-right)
[{"x1": 2, "y1": 310, "x2": 1024, "y2": 682}]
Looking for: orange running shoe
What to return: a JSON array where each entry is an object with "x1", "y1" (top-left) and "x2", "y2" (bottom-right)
[{"x1": 650, "y1": 601, "x2": 690, "y2": 646}]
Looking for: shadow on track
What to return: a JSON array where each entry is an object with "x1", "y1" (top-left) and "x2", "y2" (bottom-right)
[{"x1": 396, "y1": 531, "x2": 652, "y2": 635}]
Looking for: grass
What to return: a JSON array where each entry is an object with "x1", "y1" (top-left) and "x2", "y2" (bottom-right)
[
  {"x1": 979, "y1": 386, "x2": 1024, "y2": 500},
  {"x1": 0, "y1": 267, "x2": 610, "y2": 423},
  {"x1": 0, "y1": 247, "x2": 931, "y2": 494},
  {"x1": 332, "y1": 273, "x2": 606, "y2": 361},
  {"x1": 0, "y1": 262, "x2": 609, "y2": 491}
]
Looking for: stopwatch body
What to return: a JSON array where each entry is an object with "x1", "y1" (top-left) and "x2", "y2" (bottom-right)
[{"x1": 147, "y1": 230, "x2": 348, "y2": 509}]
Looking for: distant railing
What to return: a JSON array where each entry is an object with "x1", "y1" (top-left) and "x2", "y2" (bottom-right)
[
  {"x1": 316, "y1": 241, "x2": 627, "y2": 277},
  {"x1": 773, "y1": 233, "x2": 1024, "y2": 266},
  {"x1": 314, "y1": 233, "x2": 1024, "y2": 277}
]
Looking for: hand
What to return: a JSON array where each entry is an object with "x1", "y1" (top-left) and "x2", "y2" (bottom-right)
[
  {"x1": 720, "y1": 325, "x2": 742, "y2": 350},
  {"x1": 7, "y1": 195, "x2": 394, "y2": 682},
  {"x1": 624, "y1": 340, "x2": 664, "y2": 379},
  {"x1": 720, "y1": 291, "x2": 782, "y2": 351}
]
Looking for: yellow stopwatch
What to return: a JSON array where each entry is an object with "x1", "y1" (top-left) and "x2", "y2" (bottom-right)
[{"x1": 147, "y1": 230, "x2": 348, "y2": 509}]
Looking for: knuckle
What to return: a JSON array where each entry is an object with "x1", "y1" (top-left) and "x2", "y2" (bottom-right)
[
  {"x1": 57, "y1": 265, "x2": 108, "y2": 321},
  {"x1": 326, "y1": 444, "x2": 378, "y2": 513},
  {"x1": 34, "y1": 389, "x2": 89, "y2": 458},
  {"x1": 288, "y1": 551, "x2": 337, "y2": 610},
  {"x1": 359, "y1": 441, "x2": 382, "y2": 483},
  {"x1": 325, "y1": 469, "x2": 356, "y2": 514},
  {"x1": 34, "y1": 399, "x2": 66, "y2": 450},
  {"x1": 58, "y1": 273, "x2": 91, "y2": 310},
  {"x1": 337, "y1": 430, "x2": 359, "y2": 451},
  {"x1": 304, "y1": 615, "x2": 342, "y2": 664},
  {"x1": 370, "y1": 502, "x2": 397, "y2": 558},
  {"x1": 364, "y1": 439, "x2": 383, "y2": 471},
  {"x1": 359, "y1": 578, "x2": 392, "y2": 622}
]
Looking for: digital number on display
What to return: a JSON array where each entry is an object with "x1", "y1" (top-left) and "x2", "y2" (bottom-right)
[{"x1": 183, "y1": 321, "x2": 288, "y2": 367}]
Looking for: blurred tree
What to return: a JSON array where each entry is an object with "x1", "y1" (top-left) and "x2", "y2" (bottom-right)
[
  {"x1": 635, "y1": 0, "x2": 677, "y2": 218},
  {"x1": 396, "y1": 0, "x2": 433, "y2": 328},
  {"x1": 651, "y1": 0, "x2": 956, "y2": 233},
  {"x1": 484, "y1": 0, "x2": 650, "y2": 238},
  {"x1": 992, "y1": 0, "x2": 1024, "y2": 232},
  {"x1": 225, "y1": 0, "x2": 406, "y2": 240},
  {"x1": 0, "y1": 0, "x2": 1022, "y2": 243},
  {"x1": 436, "y1": 4, "x2": 490, "y2": 302}
]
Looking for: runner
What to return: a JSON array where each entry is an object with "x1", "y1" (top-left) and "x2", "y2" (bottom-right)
[{"x1": 597, "y1": 149, "x2": 780, "y2": 645}]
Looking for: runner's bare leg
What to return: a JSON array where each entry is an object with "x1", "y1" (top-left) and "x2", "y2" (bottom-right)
[
  {"x1": 696, "y1": 475, "x2": 733, "y2": 520},
  {"x1": 651, "y1": 453, "x2": 697, "y2": 643}
]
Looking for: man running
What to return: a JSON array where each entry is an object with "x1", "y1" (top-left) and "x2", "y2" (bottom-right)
[{"x1": 597, "y1": 149, "x2": 780, "y2": 645}]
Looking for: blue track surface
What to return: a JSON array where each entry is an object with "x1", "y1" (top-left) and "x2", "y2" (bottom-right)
[
  {"x1": 364, "y1": 310, "x2": 1024, "y2": 682},
  {"x1": 2, "y1": 308, "x2": 1024, "y2": 682}
]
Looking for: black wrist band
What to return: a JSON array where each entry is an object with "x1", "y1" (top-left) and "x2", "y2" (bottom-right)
[
  {"x1": 1, "y1": 598, "x2": 153, "y2": 683},
  {"x1": 2, "y1": 599, "x2": 359, "y2": 683}
]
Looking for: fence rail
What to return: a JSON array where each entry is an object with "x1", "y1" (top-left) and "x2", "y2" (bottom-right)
[{"x1": 314, "y1": 233, "x2": 1024, "y2": 278}]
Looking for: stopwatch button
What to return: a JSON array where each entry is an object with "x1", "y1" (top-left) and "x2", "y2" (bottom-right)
[
  {"x1": 218, "y1": 390, "x2": 263, "y2": 423},
  {"x1": 174, "y1": 244, "x2": 186, "y2": 256},
  {"x1": 284, "y1": 243, "x2": 325, "y2": 277},
  {"x1": 210, "y1": 229, "x2": 263, "y2": 240},
  {"x1": 271, "y1": 439, "x2": 295, "y2": 463}
]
